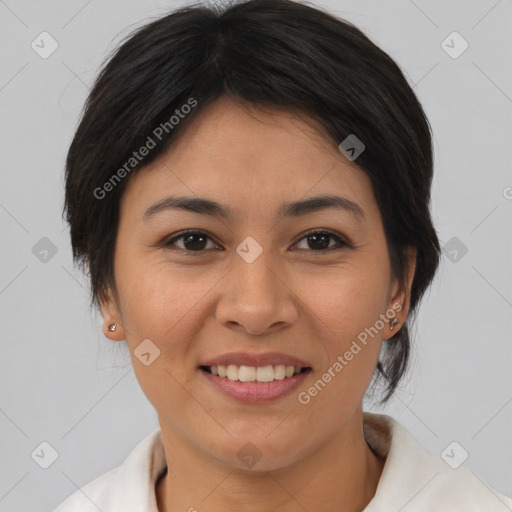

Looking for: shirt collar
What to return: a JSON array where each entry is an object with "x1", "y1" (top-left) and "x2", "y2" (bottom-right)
[
  {"x1": 107, "y1": 412, "x2": 511, "y2": 511},
  {"x1": 111, "y1": 427, "x2": 166, "y2": 512},
  {"x1": 362, "y1": 412, "x2": 440, "y2": 510},
  {"x1": 107, "y1": 414, "x2": 398, "y2": 511}
]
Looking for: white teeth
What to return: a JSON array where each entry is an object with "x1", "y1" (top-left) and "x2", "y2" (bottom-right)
[
  {"x1": 238, "y1": 365, "x2": 256, "y2": 382},
  {"x1": 274, "y1": 364, "x2": 286, "y2": 380},
  {"x1": 207, "y1": 364, "x2": 305, "y2": 382},
  {"x1": 226, "y1": 364, "x2": 238, "y2": 380},
  {"x1": 256, "y1": 365, "x2": 274, "y2": 382}
]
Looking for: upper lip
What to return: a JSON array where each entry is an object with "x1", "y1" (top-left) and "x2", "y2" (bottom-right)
[{"x1": 199, "y1": 351, "x2": 312, "y2": 369}]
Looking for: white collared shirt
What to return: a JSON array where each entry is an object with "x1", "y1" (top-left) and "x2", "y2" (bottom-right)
[{"x1": 52, "y1": 412, "x2": 512, "y2": 511}]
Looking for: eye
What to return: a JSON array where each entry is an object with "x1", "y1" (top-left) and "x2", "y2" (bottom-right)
[
  {"x1": 163, "y1": 230, "x2": 220, "y2": 253},
  {"x1": 162, "y1": 229, "x2": 349, "y2": 254},
  {"x1": 293, "y1": 230, "x2": 349, "y2": 253}
]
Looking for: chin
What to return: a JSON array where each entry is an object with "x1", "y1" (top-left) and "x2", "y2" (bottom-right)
[{"x1": 204, "y1": 433, "x2": 313, "y2": 473}]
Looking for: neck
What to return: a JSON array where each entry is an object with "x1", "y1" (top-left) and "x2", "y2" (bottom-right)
[{"x1": 156, "y1": 410, "x2": 385, "y2": 512}]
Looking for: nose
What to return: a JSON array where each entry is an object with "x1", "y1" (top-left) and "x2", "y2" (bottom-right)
[{"x1": 215, "y1": 250, "x2": 298, "y2": 336}]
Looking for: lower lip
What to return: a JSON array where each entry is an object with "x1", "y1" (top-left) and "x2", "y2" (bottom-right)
[{"x1": 199, "y1": 368, "x2": 311, "y2": 404}]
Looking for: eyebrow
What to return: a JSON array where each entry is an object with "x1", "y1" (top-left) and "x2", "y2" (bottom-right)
[{"x1": 142, "y1": 194, "x2": 365, "y2": 222}]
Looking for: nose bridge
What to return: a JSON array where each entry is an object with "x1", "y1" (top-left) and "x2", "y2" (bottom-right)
[
  {"x1": 215, "y1": 233, "x2": 297, "y2": 333},
  {"x1": 233, "y1": 234, "x2": 280, "y2": 302}
]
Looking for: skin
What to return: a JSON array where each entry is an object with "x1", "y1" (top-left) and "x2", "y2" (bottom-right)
[{"x1": 101, "y1": 95, "x2": 416, "y2": 512}]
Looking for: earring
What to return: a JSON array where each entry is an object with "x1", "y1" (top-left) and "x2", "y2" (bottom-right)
[
  {"x1": 390, "y1": 318, "x2": 399, "y2": 331},
  {"x1": 108, "y1": 323, "x2": 117, "y2": 332}
]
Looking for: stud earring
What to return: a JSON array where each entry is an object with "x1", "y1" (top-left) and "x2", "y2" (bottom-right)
[
  {"x1": 108, "y1": 323, "x2": 117, "y2": 332},
  {"x1": 390, "y1": 318, "x2": 399, "y2": 331}
]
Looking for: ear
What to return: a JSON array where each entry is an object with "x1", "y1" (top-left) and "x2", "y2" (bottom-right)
[
  {"x1": 99, "y1": 287, "x2": 126, "y2": 341},
  {"x1": 386, "y1": 246, "x2": 417, "y2": 338}
]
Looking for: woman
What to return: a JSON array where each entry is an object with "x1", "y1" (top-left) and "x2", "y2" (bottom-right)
[{"x1": 54, "y1": 0, "x2": 512, "y2": 510}]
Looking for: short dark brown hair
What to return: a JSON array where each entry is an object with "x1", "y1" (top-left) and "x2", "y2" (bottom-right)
[{"x1": 63, "y1": 0, "x2": 441, "y2": 402}]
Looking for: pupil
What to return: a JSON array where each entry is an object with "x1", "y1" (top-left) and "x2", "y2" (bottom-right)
[
  {"x1": 309, "y1": 233, "x2": 329, "y2": 250},
  {"x1": 185, "y1": 234, "x2": 206, "y2": 251}
]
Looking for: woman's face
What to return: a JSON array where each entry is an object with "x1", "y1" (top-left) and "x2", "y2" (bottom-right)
[{"x1": 102, "y1": 95, "x2": 414, "y2": 470}]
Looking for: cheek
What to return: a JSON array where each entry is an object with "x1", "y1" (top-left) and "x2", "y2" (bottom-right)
[
  {"x1": 298, "y1": 259, "x2": 390, "y2": 336},
  {"x1": 115, "y1": 255, "x2": 218, "y2": 350},
  {"x1": 292, "y1": 258, "x2": 389, "y2": 395},
  {"x1": 114, "y1": 258, "x2": 207, "y2": 413}
]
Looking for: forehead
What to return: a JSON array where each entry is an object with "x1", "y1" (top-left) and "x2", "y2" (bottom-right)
[{"x1": 119, "y1": 96, "x2": 378, "y2": 224}]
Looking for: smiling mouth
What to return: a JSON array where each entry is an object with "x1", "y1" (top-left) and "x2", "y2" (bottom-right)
[{"x1": 199, "y1": 364, "x2": 311, "y2": 383}]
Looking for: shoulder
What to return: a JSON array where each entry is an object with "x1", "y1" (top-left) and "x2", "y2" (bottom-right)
[
  {"x1": 428, "y1": 470, "x2": 512, "y2": 510},
  {"x1": 52, "y1": 467, "x2": 119, "y2": 511},
  {"x1": 363, "y1": 412, "x2": 512, "y2": 511},
  {"x1": 51, "y1": 428, "x2": 165, "y2": 512}
]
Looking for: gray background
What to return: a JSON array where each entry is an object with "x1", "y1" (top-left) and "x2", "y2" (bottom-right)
[{"x1": 0, "y1": 0, "x2": 511, "y2": 510}]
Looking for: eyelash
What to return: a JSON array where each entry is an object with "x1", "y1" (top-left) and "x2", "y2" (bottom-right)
[{"x1": 162, "y1": 229, "x2": 350, "y2": 255}]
